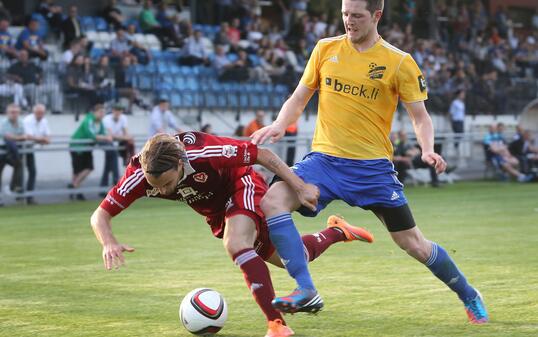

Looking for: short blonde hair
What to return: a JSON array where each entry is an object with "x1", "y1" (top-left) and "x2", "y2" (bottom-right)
[{"x1": 140, "y1": 133, "x2": 186, "y2": 177}]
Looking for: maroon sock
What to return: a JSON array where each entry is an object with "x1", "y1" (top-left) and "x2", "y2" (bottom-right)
[
  {"x1": 302, "y1": 228, "x2": 345, "y2": 262},
  {"x1": 233, "y1": 249, "x2": 284, "y2": 323}
]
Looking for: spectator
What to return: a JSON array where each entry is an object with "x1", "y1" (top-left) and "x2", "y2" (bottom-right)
[
  {"x1": 23, "y1": 103, "x2": 51, "y2": 204},
  {"x1": 102, "y1": 0, "x2": 124, "y2": 31},
  {"x1": 139, "y1": 0, "x2": 181, "y2": 48},
  {"x1": 0, "y1": 18, "x2": 17, "y2": 59},
  {"x1": 179, "y1": 30, "x2": 210, "y2": 66},
  {"x1": 509, "y1": 129, "x2": 538, "y2": 174},
  {"x1": 0, "y1": 104, "x2": 26, "y2": 198},
  {"x1": 243, "y1": 110, "x2": 265, "y2": 137},
  {"x1": 68, "y1": 104, "x2": 112, "y2": 200},
  {"x1": 483, "y1": 123, "x2": 532, "y2": 182},
  {"x1": 7, "y1": 48, "x2": 42, "y2": 84},
  {"x1": 61, "y1": 5, "x2": 83, "y2": 49},
  {"x1": 65, "y1": 54, "x2": 98, "y2": 108},
  {"x1": 148, "y1": 97, "x2": 182, "y2": 136},
  {"x1": 109, "y1": 27, "x2": 134, "y2": 63},
  {"x1": 37, "y1": 0, "x2": 63, "y2": 38},
  {"x1": 114, "y1": 56, "x2": 148, "y2": 113},
  {"x1": 61, "y1": 38, "x2": 82, "y2": 68},
  {"x1": 449, "y1": 90, "x2": 466, "y2": 150},
  {"x1": 0, "y1": 72, "x2": 28, "y2": 108},
  {"x1": 227, "y1": 18, "x2": 242, "y2": 45},
  {"x1": 16, "y1": 19, "x2": 49, "y2": 60},
  {"x1": 102, "y1": 104, "x2": 135, "y2": 167},
  {"x1": 93, "y1": 55, "x2": 114, "y2": 103},
  {"x1": 392, "y1": 130, "x2": 415, "y2": 184}
]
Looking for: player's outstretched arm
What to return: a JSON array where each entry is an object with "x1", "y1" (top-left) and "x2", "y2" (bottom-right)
[
  {"x1": 404, "y1": 101, "x2": 447, "y2": 174},
  {"x1": 251, "y1": 84, "x2": 315, "y2": 145},
  {"x1": 90, "y1": 207, "x2": 135, "y2": 270},
  {"x1": 256, "y1": 148, "x2": 319, "y2": 211}
]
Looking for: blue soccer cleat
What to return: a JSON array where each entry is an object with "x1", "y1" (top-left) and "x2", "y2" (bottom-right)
[
  {"x1": 272, "y1": 288, "x2": 324, "y2": 314},
  {"x1": 463, "y1": 289, "x2": 489, "y2": 324}
]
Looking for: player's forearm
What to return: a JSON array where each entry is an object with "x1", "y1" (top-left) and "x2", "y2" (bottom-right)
[
  {"x1": 256, "y1": 148, "x2": 305, "y2": 192},
  {"x1": 273, "y1": 97, "x2": 304, "y2": 129},
  {"x1": 412, "y1": 116, "x2": 435, "y2": 153},
  {"x1": 90, "y1": 207, "x2": 118, "y2": 246}
]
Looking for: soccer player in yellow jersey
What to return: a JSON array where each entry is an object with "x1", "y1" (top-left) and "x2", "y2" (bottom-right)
[{"x1": 252, "y1": 0, "x2": 488, "y2": 324}]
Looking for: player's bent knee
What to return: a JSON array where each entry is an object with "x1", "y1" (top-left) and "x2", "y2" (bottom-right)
[
  {"x1": 223, "y1": 236, "x2": 253, "y2": 257},
  {"x1": 260, "y1": 193, "x2": 285, "y2": 216}
]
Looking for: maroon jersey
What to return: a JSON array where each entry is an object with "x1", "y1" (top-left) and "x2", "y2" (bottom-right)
[{"x1": 100, "y1": 132, "x2": 259, "y2": 219}]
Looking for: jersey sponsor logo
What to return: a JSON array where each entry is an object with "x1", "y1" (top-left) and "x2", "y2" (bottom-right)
[
  {"x1": 193, "y1": 172, "x2": 208, "y2": 183},
  {"x1": 326, "y1": 77, "x2": 380, "y2": 101},
  {"x1": 368, "y1": 62, "x2": 386, "y2": 79},
  {"x1": 418, "y1": 75, "x2": 427, "y2": 92},
  {"x1": 222, "y1": 145, "x2": 237, "y2": 158},
  {"x1": 177, "y1": 186, "x2": 198, "y2": 198},
  {"x1": 182, "y1": 132, "x2": 196, "y2": 144}
]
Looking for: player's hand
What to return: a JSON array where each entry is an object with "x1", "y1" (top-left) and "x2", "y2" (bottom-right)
[
  {"x1": 297, "y1": 183, "x2": 320, "y2": 212},
  {"x1": 421, "y1": 152, "x2": 447, "y2": 174},
  {"x1": 102, "y1": 243, "x2": 135, "y2": 270},
  {"x1": 250, "y1": 123, "x2": 286, "y2": 145}
]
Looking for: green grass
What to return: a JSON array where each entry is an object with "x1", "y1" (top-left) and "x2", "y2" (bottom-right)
[{"x1": 1, "y1": 182, "x2": 537, "y2": 337}]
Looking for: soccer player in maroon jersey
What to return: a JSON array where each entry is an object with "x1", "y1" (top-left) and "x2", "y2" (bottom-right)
[{"x1": 90, "y1": 132, "x2": 373, "y2": 337}]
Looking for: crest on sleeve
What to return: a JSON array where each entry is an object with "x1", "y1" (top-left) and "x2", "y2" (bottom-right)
[
  {"x1": 418, "y1": 75, "x2": 427, "y2": 92},
  {"x1": 222, "y1": 145, "x2": 238, "y2": 158},
  {"x1": 182, "y1": 132, "x2": 196, "y2": 144},
  {"x1": 193, "y1": 172, "x2": 208, "y2": 183}
]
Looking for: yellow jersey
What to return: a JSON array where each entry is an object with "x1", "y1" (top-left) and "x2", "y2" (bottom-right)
[{"x1": 300, "y1": 35, "x2": 428, "y2": 160}]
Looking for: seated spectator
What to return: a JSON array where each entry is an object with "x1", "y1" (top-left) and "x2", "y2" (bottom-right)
[
  {"x1": 37, "y1": 0, "x2": 63, "y2": 38},
  {"x1": 102, "y1": 0, "x2": 124, "y2": 31},
  {"x1": 179, "y1": 30, "x2": 210, "y2": 66},
  {"x1": 23, "y1": 103, "x2": 51, "y2": 204},
  {"x1": 0, "y1": 104, "x2": 26, "y2": 198},
  {"x1": 68, "y1": 104, "x2": 112, "y2": 200},
  {"x1": 139, "y1": 0, "x2": 181, "y2": 48},
  {"x1": 483, "y1": 124, "x2": 533, "y2": 182},
  {"x1": 103, "y1": 104, "x2": 135, "y2": 167},
  {"x1": 16, "y1": 19, "x2": 49, "y2": 60},
  {"x1": 125, "y1": 26, "x2": 152, "y2": 65},
  {"x1": 148, "y1": 97, "x2": 182, "y2": 136},
  {"x1": 114, "y1": 56, "x2": 148, "y2": 113},
  {"x1": 61, "y1": 5, "x2": 83, "y2": 49},
  {"x1": 0, "y1": 72, "x2": 28, "y2": 108},
  {"x1": 109, "y1": 27, "x2": 134, "y2": 63},
  {"x1": 93, "y1": 55, "x2": 114, "y2": 103},
  {"x1": 243, "y1": 110, "x2": 265, "y2": 137},
  {"x1": 61, "y1": 38, "x2": 82, "y2": 69},
  {"x1": 509, "y1": 128, "x2": 538, "y2": 174},
  {"x1": 65, "y1": 54, "x2": 98, "y2": 107},
  {"x1": 0, "y1": 18, "x2": 17, "y2": 59},
  {"x1": 8, "y1": 50, "x2": 62, "y2": 112}
]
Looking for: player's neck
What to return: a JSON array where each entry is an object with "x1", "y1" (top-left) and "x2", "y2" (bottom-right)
[{"x1": 351, "y1": 31, "x2": 381, "y2": 52}]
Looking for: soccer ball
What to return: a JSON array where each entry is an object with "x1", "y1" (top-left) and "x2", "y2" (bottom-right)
[{"x1": 179, "y1": 288, "x2": 228, "y2": 335}]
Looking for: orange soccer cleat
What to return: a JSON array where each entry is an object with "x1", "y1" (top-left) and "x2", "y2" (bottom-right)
[
  {"x1": 265, "y1": 319, "x2": 294, "y2": 337},
  {"x1": 327, "y1": 215, "x2": 374, "y2": 243}
]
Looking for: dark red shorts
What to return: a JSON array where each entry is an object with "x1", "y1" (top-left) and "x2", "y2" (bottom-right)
[{"x1": 206, "y1": 171, "x2": 275, "y2": 261}]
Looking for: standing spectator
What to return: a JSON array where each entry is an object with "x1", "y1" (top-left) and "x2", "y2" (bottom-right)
[
  {"x1": 16, "y1": 19, "x2": 49, "y2": 60},
  {"x1": 0, "y1": 18, "x2": 17, "y2": 59},
  {"x1": 103, "y1": 104, "x2": 135, "y2": 167},
  {"x1": 102, "y1": 0, "x2": 124, "y2": 31},
  {"x1": 23, "y1": 103, "x2": 50, "y2": 204},
  {"x1": 148, "y1": 97, "x2": 182, "y2": 136},
  {"x1": 69, "y1": 104, "x2": 112, "y2": 200},
  {"x1": 243, "y1": 110, "x2": 265, "y2": 137},
  {"x1": 0, "y1": 104, "x2": 26, "y2": 197},
  {"x1": 61, "y1": 5, "x2": 83, "y2": 49},
  {"x1": 449, "y1": 90, "x2": 466, "y2": 150}
]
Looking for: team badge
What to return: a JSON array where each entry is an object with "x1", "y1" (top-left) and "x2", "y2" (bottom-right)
[
  {"x1": 183, "y1": 132, "x2": 196, "y2": 144},
  {"x1": 368, "y1": 62, "x2": 386, "y2": 79},
  {"x1": 193, "y1": 172, "x2": 208, "y2": 183},
  {"x1": 222, "y1": 145, "x2": 237, "y2": 158},
  {"x1": 418, "y1": 75, "x2": 427, "y2": 92}
]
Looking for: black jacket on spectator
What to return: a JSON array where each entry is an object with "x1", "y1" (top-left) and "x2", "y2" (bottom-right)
[
  {"x1": 61, "y1": 17, "x2": 83, "y2": 49},
  {"x1": 7, "y1": 61, "x2": 42, "y2": 85}
]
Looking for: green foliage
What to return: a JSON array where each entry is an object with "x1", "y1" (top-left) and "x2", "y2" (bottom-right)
[{"x1": 1, "y1": 182, "x2": 537, "y2": 337}]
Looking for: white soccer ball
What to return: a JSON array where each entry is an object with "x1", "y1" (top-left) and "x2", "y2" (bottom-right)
[{"x1": 179, "y1": 288, "x2": 228, "y2": 335}]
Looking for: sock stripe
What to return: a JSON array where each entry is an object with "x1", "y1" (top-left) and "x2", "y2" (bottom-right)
[
  {"x1": 234, "y1": 249, "x2": 258, "y2": 266},
  {"x1": 266, "y1": 213, "x2": 292, "y2": 226},
  {"x1": 426, "y1": 242, "x2": 439, "y2": 266}
]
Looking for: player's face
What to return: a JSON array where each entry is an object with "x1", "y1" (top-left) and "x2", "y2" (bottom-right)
[
  {"x1": 342, "y1": 0, "x2": 381, "y2": 44},
  {"x1": 145, "y1": 163, "x2": 183, "y2": 195}
]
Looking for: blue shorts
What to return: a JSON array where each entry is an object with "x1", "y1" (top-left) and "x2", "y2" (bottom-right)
[{"x1": 291, "y1": 152, "x2": 407, "y2": 217}]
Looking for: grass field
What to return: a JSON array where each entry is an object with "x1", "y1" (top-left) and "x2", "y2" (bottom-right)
[{"x1": 1, "y1": 182, "x2": 537, "y2": 337}]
